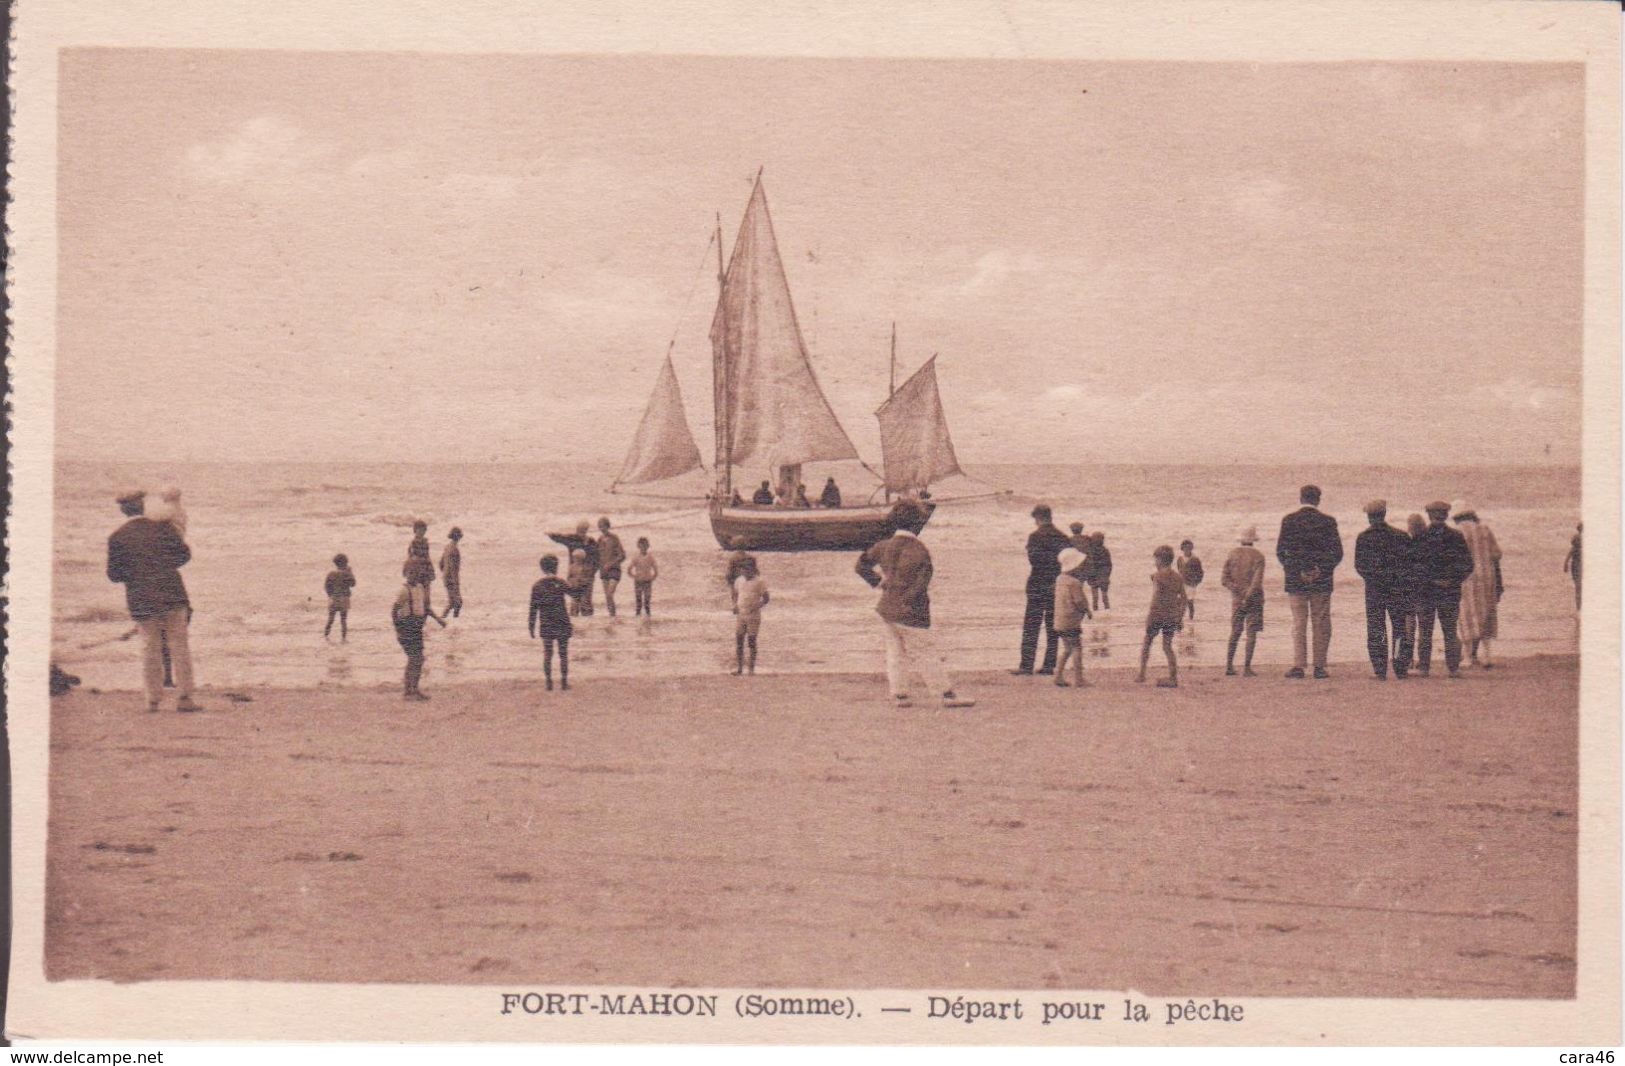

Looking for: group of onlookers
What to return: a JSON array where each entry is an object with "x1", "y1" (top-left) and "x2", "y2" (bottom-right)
[
  {"x1": 1008, "y1": 483, "x2": 1524, "y2": 689},
  {"x1": 93, "y1": 479, "x2": 1580, "y2": 711}
]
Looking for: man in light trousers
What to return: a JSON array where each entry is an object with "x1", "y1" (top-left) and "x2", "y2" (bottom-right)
[
  {"x1": 856, "y1": 502, "x2": 975, "y2": 709},
  {"x1": 107, "y1": 488, "x2": 200, "y2": 712}
]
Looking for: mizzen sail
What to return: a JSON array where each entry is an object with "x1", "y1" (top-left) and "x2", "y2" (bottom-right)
[
  {"x1": 710, "y1": 179, "x2": 859, "y2": 475},
  {"x1": 615, "y1": 354, "x2": 705, "y2": 486},
  {"x1": 875, "y1": 356, "x2": 962, "y2": 493}
]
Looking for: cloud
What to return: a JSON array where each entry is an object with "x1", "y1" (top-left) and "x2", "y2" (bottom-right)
[
  {"x1": 1470, "y1": 376, "x2": 1576, "y2": 411},
  {"x1": 960, "y1": 249, "x2": 1046, "y2": 294},
  {"x1": 184, "y1": 116, "x2": 327, "y2": 183}
]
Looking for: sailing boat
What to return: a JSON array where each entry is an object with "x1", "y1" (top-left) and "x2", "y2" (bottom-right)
[{"x1": 614, "y1": 174, "x2": 966, "y2": 552}]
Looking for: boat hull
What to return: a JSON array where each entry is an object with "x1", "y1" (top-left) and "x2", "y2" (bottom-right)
[{"x1": 709, "y1": 501, "x2": 935, "y2": 552}]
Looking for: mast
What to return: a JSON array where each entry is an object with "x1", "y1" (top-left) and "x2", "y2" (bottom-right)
[
  {"x1": 716, "y1": 210, "x2": 731, "y2": 498},
  {"x1": 886, "y1": 323, "x2": 897, "y2": 502}
]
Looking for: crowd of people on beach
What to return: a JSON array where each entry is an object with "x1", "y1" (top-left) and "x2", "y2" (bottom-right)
[
  {"x1": 1006, "y1": 484, "x2": 1562, "y2": 692},
  {"x1": 92, "y1": 479, "x2": 1582, "y2": 711}
]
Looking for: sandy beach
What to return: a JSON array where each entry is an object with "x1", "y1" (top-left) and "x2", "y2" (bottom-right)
[{"x1": 46, "y1": 655, "x2": 1577, "y2": 997}]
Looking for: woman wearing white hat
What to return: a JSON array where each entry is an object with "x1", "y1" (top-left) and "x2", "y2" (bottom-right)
[{"x1": 1452, "y1": 501, "x2": 1503, "y2": 668}]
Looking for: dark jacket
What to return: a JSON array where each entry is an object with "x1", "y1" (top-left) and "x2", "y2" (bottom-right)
[
  {"x1": 819, "y1": 481, "x2": 842, "y2": 508},
  {"x1": 548, "y1": 532, "x2": 599, "y2": 573},
  {"x1": 856, "y1": 532, "x2": 934, "y2": 628},
  {"x1": 1409, "y1": 523, "x2": 1475, "y2": 604},
  {"x1": 529, "y1": 576, "x2": 574, "y2": 638},
  {"x1": 107, "y1": 517, "x2": 191, "y2": 619},
  {"x1": 1354, "y1": 524, "x2": 1411, "y2": 598},
  {"x1": 1025, "y1": 523, "x2": 1073, "y2": 594},
  {"x1": 1276, "y1": 506, "x2": 1343, "y2": 594}
]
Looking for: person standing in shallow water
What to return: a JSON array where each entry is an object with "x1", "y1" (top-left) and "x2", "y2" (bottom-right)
[
  {"x1": 1564, "y1": 523, "x2": 1582, "y2": 610},
  {"x1": 1014, "y1": 503, "x2": 1071, "y2": 676},
  {"x1": 324, "y1": 553, "x2": 356, "y2": 641},
  {"x1": 1354, "y1": 500, "x2": 1413, "y2": 680},
  {"x1": 548, "y1": 522, "x2": 598, "y2": 615},
  {"x1": 438, "y1": 528, "x2": 463, "y2": 618},
  {"x1": 1276, "y1": 484, "x2": 1343, "y2": 680},
  {"x1": 596, "y1": 517, "x2": 626, "y2": 617},
  {"x1": 1085, "y1": 532, "x2": 1112, "y2": 611},
  {"x1": 528, "y1": 555, "x2": 573, "y2": 691}
]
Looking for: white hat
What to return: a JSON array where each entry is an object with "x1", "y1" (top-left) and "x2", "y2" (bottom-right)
[
  {"x1": 1058, "y1": 548, "x2": 1086, "y2": 573},
  {"x1": 1238, "y1": 525, "x2": 1258, "y2": 544},
  {"x1": 1449, "y1": 500, "x2": 1473, "y2": 520}
]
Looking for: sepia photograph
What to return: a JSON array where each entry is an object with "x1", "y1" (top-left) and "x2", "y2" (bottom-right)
[{"x1": 6, "y1": 0, "x2": 1620, "y2": 1048}]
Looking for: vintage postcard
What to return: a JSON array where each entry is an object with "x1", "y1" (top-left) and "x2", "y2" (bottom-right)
[{"x1": 6, "y1": 0, "x2": 1620, "y2": 1047}]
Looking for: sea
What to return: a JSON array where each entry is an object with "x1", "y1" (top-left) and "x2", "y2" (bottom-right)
[{"x1": 52, "y1": 461, "x2": 1582, "y2": 692}]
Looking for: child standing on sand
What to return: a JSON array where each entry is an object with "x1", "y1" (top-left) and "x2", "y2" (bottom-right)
[
  {"x1": 1053, "y1": 549, "x2": 1092, "y2": 688},
  {"x1": 1177, "y1": 539, "x2": 1204, "y2": 621},
  {"x1": 1137, "y1": 545, "x2": 1185, "y2": 688},
  {"x1": 528, "y1": 555, "x2": 573, "y2": 691},
  {"x1": 391, "y1": 577, "x2": 445, "y2": 701},
  {"x1": 324, "y1": 553, "x2": 356, "y2": 641},
  {"x1": 1221, "y1": 527, "x2": 1266, "y2": 677},
  {"x1": 732, "y1": 557, "x2": 769, "y2": 676},
  {"x1": 628, "y1": 536, "x2": 658, "y2": 617}
]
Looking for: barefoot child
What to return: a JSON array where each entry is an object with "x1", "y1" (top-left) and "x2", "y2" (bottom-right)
[
  {"x1": 1221, "y1": 527, "x2": 1266, "y2": 676},
  {"x1": 403, "y1": 520, "x2": 434, "y2": 584},
  {"x1": 628, "y1": 536, "x2": 658, "y2": 617},
  {"x1": 1177, "y1": 539, "x2": 1204, "y2": 621},
  {"x1": 528, "y1": 555, "x2": 573, "y2": 691},
  {"x1": 1086, "y1": 532, "x2": 1113, "y2": 611},
  {"x1": 732, "y1": 556, "x2": 769, "y2": 676},
  {"x1": 324, "y1": 553, "x2": 356, "y2": 641},
  {"x1": 1137, "y1": 545, "x2": 1185, "y2": 687},
  {"x1": 1053, "y1": 549, "x2": 1092, "y2": 688},
  {"x1": 566, "y1": 548, "x2": 592, "y2": 616},
  {"x1": 391, "y1": 577, "x2": 446, "y2": 700}
]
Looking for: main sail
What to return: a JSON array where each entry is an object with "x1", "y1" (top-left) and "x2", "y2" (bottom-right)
[
  {"x1": 615, "y1": 354, "x2": 704, "y2": 486},
  {"x1": 710, "y1": 179, "x2": 860, "y2": 477},
  {"x1": 875, "y1": 356, "x2": 962, "y2": 493}
]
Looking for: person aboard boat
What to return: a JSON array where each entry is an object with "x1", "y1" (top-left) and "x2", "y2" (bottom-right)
[
  {"x1": 819, "y1": 477, "x2": 842, "y2": 508},
  {"x1": 794, "y1": 484, "x2": 813, "y2": 509},
  {"x1": 751, "y1": 481, "x2": 775, "y2": 506}
]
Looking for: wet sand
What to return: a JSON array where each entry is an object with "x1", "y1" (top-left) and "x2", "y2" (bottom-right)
[{"x1": 46, "y1": 656, "x2": 1577, "y2": 996}]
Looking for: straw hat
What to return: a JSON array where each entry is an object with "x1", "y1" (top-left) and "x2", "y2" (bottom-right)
[
  {"x1": 1058, "y1": 548, "x2": 1086, "y2": 573},
  {"x1": 1238, "y1": 525, "x2": 1258, "y2": 544}
]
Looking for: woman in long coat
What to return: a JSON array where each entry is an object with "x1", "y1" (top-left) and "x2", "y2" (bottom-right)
[{"x1": 1452, "y1": 502, "x2": 1502, "y2": 667}]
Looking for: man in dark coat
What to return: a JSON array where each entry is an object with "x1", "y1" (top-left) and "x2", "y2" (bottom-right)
[
  {"x1": 819, "y1": 477, "x2": 842, "y2": 508},
  {"x1": 1014, "y1": 503, "x2": 1072, "y2": 675},
  {"x1": 106, "y1": 488, "x2": 199, "y2": 712},
  {"x1": 1276, "y1": 484, "x2": 1344, "y2": 679},
  {"x1": 1354, "y1": 499, "x2": 1413, "y2": 680},
  {"x1": 1411, "y1": 499, "x2": 1476, "y2": 677},
  {"x1": 856, "y1": 501, "x2": 974, "y2": 708}
]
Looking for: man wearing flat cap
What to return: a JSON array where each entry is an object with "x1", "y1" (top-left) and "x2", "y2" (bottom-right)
[
  {"x1": 1276, "y1": 484, "x2": 1343, "y2": 679},
  {"x1": 1409, "y1": 500, "x2": 1476, "y2": 677},
  {"x1": 1014, "y1": 503, "x2": 1073, "y2": 675},
  {"x1": 107, "y1": 488, "x2": 199, "y2": 712},
  {"x1": 1354, "y1": 499, "x2": 1413, "y2": 680}
]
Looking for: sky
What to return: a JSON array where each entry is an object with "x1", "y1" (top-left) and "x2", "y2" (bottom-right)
[{"x1": 56, "y1": 51, "x2": 1584, "y2": 467}]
